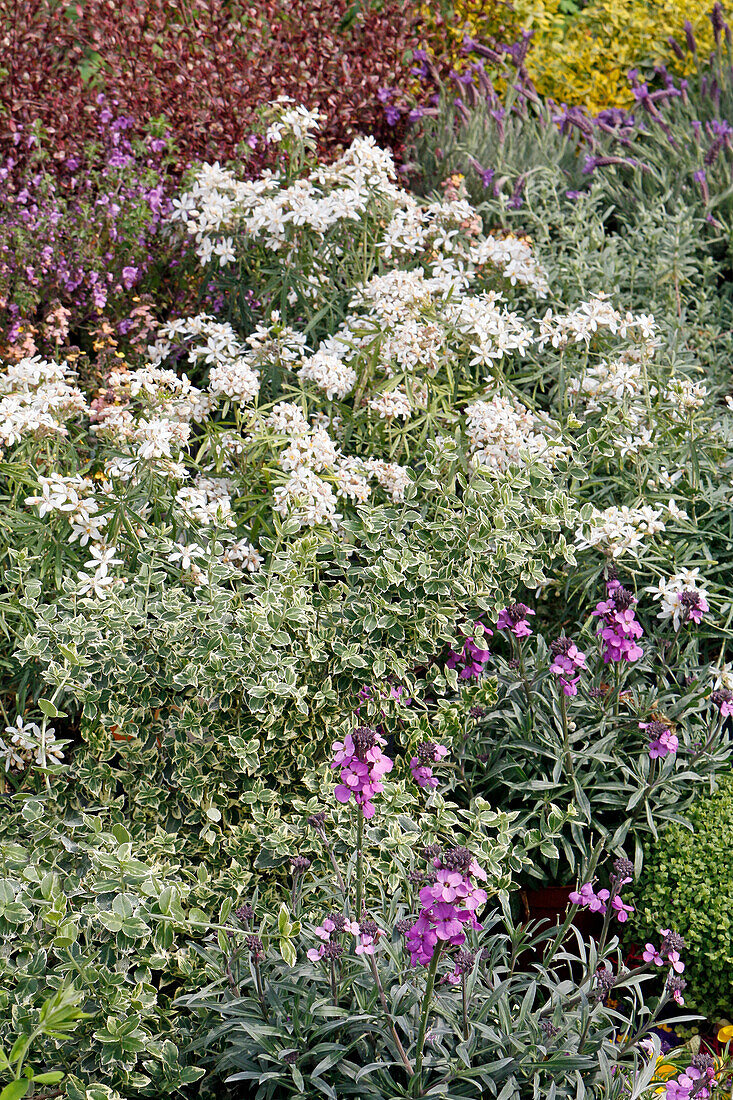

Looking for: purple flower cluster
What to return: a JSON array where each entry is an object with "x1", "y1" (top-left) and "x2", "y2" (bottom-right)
[
  {"x1": 446, "y1": 622, "x2": 492, "y2": 679},
  {"x1": 1, "y1": 98, "x2": 177, "y2": 355},
  {"x1": 642, "y1": 928, "x2": 685, "y2": 976},
  {"x1": 307, "y1": 911, "x2": 373, "y2": 961},
  {"x1": 593, "y1": 579, "x2": 644, "y2": 664},
  {"x1": 640, "y1": 719, "x2": 679, "y2": 760},
  {"x1": 496, "y1": 603, "x2": 535, "y2": 638},
  {"x1": 711, "y1": 688, "x2": 733, "y2": 717},
  {"x1": 569, "y1": 881, "x2": 634, "y2": 922},
  {"x1": 331, "y1": 727, "x2": 393, "y2": 819},
  {"x1": 662, "y1": 1062, "x2": 715, "y2": 1099},
  {"x1": 549, "y1": 637, "x2": 587, "y2": 696},
  {"x1": 569, "y1": 859, "x2": 635, "y2": 923},
  {"x1": 410, "y1": 741, "x2": 449, "y2": 789},
  {"x1": 402, "y1": 846, "x2": 487, "y2": 967}
]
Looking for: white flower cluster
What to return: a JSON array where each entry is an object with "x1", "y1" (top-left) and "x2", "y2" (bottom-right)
[
  {"x1": 368, "y1": 383, "x2": 428, "y2": 422},
  {"x1": 265, "y1": 102, "x2": 322, "y2": 145},
  {"x1": 170, "y1": 135, "x2": 402, "y2": 260},
  {"x1": 169, "y1": 105, "x2": 550, "y2": 299},
  {"x1": 175, "y1": 477, "x2": 237, "y2": 528},
  {"x1": 0, "y1": 716, "x2": 65, "y2": 772},
  {"x1": 380, "y1": 194, "x2": 550, "y2": 296},
  {"x1": 0, "y1": 355, "x2": 88, "y2": 450},
  {"x1": 575, "y1": 503, "x2": 669, "y2": 558},
  {"x1": 150, "y1": 314, "x2": 261, "y2": 406},
  {"x1": 23, "y1": 473, "x2": 126, "y2": 598},
  {"x1": 264, "y1": 400, "x2": 410, "y2": 529},
  {"x1": 464, "y1": 392, "x2": 566, "y2": 472},
  {"x1": 646, "y1": 568, "x2": 709, "y2": 630},
  {"x1": 665, "y1": 375, "x2": 708, "y2": 416},
  {"x1": 537, "y1": 296, "x2": 657, "y2": 350},
  {"x1": 298, "y1": 351, "x2": 357, "y2": 401},
  {"x1": 567, "y1": 347, "x2": 658, "y2": 458}
]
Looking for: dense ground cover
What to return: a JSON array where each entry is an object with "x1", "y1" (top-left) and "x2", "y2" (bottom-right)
[{"x1": 2, "y1": 3, "x2": 733, "y2": 1099}]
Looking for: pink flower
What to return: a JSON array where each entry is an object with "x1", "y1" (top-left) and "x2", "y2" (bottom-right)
[
  {"x1": 642, "y1": 942, "x2": 663, "y2": 965},
  {"x1": 431, "y1": 902, "x2": 468, "y2": 942},
  {"x1": 331, "y1": 727, "x2": 393, "y2": 818},
  {"x1": 593, "y1": 581, "x2": 644, "y2": 663},
  {"x1": 496, "y1": 603, "x2": 535, "y2": 638}
]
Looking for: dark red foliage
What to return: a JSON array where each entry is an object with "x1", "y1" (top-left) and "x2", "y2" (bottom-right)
[{"x1": 0, "y1": 0, "x2": 424, "y2": 175}]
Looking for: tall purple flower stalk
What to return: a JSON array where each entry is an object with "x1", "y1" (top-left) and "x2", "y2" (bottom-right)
[{"x1": 592, "y1": 579, "x2": 644, "y2": 663}]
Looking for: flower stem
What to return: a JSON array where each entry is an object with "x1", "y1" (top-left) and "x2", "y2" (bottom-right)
[
  {"x1": 355, "y1": 805, "x2": 365, "y2": 918},
  {"x1": 253, "y1": 958, "x2": 269, "y2": 1021},
  {"x1": 559, "y1": 690, "x2": 575, "y2": 780},
  {"x1": 412, "y1": 943, "x2": 443, "y2": 1095},
  {"x1": 461, "y1": 972, "x2": 469, "y2": 1041},
  {"x1": 322, "y1": 834, "x2": 348, "y2": 900},
  {"x1": 368, "y1": 955, "x2": 413, "y2": 1074}
]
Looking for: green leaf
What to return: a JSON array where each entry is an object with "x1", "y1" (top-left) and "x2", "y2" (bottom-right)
[
  {"x1": 36, "y1": 698, "x2": 66, "y2": 719},
  {"x1": 0, "y1": 1081, "x2": 31, "y2": 1100},
  {"x1": 279, "y1": 937, "x2": 297, "y2": 967}
]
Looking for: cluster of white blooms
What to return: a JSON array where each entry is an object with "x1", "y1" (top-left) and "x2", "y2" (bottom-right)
[
  {"x1": 150, "y1": 314, "x2": 261, "y2": 406},
  {"x1": 273, "y1": 467, "x2": 342, "y2": 528},
  {"x1": 0, "y1": 716, "x2": 65, "y2": 772},
  {"x1": 445, "y1": 293, "x2": 534, "y2": 367},
  {"x1": 265, "y1": 102, "x2": 322, "y2": 145},
  {"x1": 171, "y1": 135, "x2": 402, "y2": 261},
  {"x1": 568, "y1": 350, "x2": 651, "y2": 411},
  {"x1": 175, "y1": 477, "x2": 237, "y2": 528},
  {"x1": 567, "y1": 348, "x2": 659, "y2": 458},
  {"x1": 368, "y1": 383, "x2": 428, "y2": 422},
  {"x1": 363, "y1": 458, "x2": 412, "y2": 501},
  {"x1": 298, "y1": 351, "x2": 356, "y2": 400},
  {"x1": 380, "y1": 191, "x2": 550, "y2": 296},
  {"x1": 665, "y1": 375, "x2": 708, "y2": 415},
  {"x1": 0, "y1": 356, "x2": 88, "y2": 450},
  {"x1": 536, "y1": 296, "x2": 658, "y2": 350},
  {"x1": 280, "y1": 426, "x2": 339, "y2": 472},
  {"x1": 262, "y1": 400, "x2": 411, "y2": 528},
  {"x1": 169, "y1": 100, "x2": 551, "y2": 301},
  {"x1": 23, "y1": 473, "x2": 126, "y2": 597},
  {"x1": 646, "y1": 568, "x2": 710, "y2": 630},
  {"x1": 464, "y1": 393, "x2": 565, "y2": 472},
  {"x1": 221, "y1": 537, "x2": 263, "y2": 572},
  {"x1": 575, "y1": 503, "x2": 668, "y2": 557}
]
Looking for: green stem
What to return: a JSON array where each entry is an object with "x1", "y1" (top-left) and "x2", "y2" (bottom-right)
[
  {"x1": 461, "y1": 973, "x2": 469, "y2": 1041},
  {"x1": 355, "y1": 806, "x2": 364, "y2": 918},
  {"x1": 559, "y1": 691, "x2": 575, "y2": 781},
  {"x1": 368, "y1": 955, "x2": 413, "y2": 1074},
  {"x1": 253, "y1": 958, "x2": 269, "y2": 1021},
  {"x1": 412, "y1": 943, "x2": 443, "y2": 1095},
  {"x1": 516, "y1": 641, "x2": 534, "y2": 728}
]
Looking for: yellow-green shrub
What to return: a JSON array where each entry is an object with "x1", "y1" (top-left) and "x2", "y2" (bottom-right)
[{"x1": 430, "y1": 0, "x2": 718, "y2": 113}]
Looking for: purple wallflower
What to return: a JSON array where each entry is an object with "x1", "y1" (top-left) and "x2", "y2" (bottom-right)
[
  {"x1": 711, "y1": 688, "x2": 733, "y2": 717},
  {"x1": 403, "y1": 847, "x2": 487, "y2": 967},
  {"x1": 592, "y1": 579, "x2": 644, "y2": 663},
  {"x1": 640, "y1": 719, "x2": 679, "y2": 759},
  {"x1": 410, "y1": 742, "x2": 449, "y2": 789},
  {"x1": 549, "y1": 637, "x2": 587, "y2": 696},
  {"x1": 496, "y1": 603, "x2": 535, "y2": 638},
  {"x1": 446, "y1": 622, "x2": 492, "y2": 679},
  {"x1": 331, "y1": 727, "x2": 393, "y2": 819}
]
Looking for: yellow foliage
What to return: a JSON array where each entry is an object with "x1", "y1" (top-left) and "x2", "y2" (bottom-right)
[{"x1": 428, "y1": 0, "x2": 719, "y2": 113}]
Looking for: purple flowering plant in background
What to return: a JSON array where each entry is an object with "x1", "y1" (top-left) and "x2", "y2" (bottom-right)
[{"x1": 459, "y1": 571, "x2": 732, "y2": 884}]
